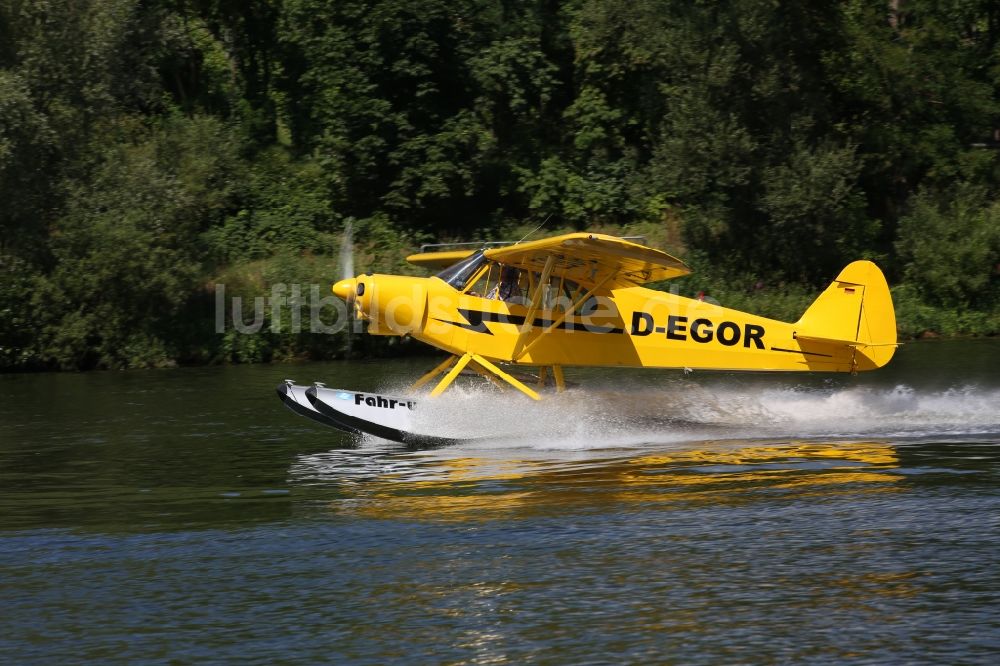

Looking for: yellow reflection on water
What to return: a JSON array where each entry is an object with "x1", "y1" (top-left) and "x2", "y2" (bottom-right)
[
  {"x1": 328, "y1": 441, "x2": 902, "y2": 522},
  {"x1": 630, "y1": 442, "x2": 897, "y2": 468}
]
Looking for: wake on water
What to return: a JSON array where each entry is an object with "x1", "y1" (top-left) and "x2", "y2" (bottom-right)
[{"x1": 364, "y1": 381, "x2": 1000, "y2": 451}]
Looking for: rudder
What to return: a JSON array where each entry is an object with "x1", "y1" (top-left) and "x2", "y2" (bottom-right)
[{"x1": 794, "y1": 261, "x2": 897, "y2": 370}]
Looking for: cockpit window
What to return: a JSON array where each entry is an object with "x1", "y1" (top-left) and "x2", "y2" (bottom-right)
[{"x1": 434, "y1": 250, "x2": 488, "y2": 290}]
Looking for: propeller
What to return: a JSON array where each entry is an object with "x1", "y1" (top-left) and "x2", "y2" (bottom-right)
[
  {"x1": 339, "y1": 217, "x2": 354, "y2": 283},
  {"x1": 337, "y1": 218, "x2": 357, "y2": 356}
]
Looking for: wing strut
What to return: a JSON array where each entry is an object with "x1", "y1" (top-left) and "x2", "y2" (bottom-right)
[
  {"x1": 515, "y1": 271, "x2": 615, "y2": 361},
  {"x1": 518, "y1": 255, "x2": 555, "y2": 332},
  {"x1": 511, "y1": 255, "x2": 555, "y2": 359}
]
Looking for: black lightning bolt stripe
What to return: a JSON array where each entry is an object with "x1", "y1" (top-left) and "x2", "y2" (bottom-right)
[
  {"x1": 433, "y1": 309, "x2": 624, "y2": 335},
  {"x1": 432, "y1": 309, "x2": 493, "y2": 334}
]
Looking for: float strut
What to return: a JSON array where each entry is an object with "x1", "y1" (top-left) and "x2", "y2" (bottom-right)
[
  {"x1": 426, "y1": 353, "x2": 542, "y2": 401},
  {"x1": 429, "y1": 354, "x2": 473, "y2": 397},
  {"x1": 468, "y1": 361, "x2": 507, "y2": 390},
  {"x1": 411, "y1": 355, "x2": 458, "y2": 391},
  {"x1": 552, "y1": 365, "x2": 565, "y2": 393},
  {"x1": 469, "y1": 354, "x2": 540, "y2": 401}
]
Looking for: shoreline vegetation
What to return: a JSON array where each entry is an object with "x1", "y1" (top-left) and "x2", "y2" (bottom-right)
[{"x1": 2, "y1": 1, "x2": 998, "y2": 371}]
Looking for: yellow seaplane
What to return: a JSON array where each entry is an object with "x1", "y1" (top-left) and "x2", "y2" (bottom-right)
[{"x1": 277, "y1": 233, "x2": 896, "y2": 444}]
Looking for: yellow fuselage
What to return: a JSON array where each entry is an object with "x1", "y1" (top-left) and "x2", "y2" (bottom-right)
[{"x1": 352, "y1": 274, "x2": 889, "y2": 373}]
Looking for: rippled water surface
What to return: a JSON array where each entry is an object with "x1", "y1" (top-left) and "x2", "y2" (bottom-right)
[{"x1": 2, "y1": 340, "x2": 999, "y2": 664}]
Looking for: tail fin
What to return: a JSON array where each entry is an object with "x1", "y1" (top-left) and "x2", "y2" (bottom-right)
[{"x1": 794, "y1": 261, "x2": 897, "y2": 370}]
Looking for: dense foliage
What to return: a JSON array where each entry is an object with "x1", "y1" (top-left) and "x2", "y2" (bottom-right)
[{"x1": 2, "y1": 0, "x2": 998, "y2": 370}]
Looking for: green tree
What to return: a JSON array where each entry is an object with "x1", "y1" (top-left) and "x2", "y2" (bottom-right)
[
  {"x1": 35, "y1": 115, "x2": 245, "y2": 369},
  {"x1": 895, "y1": 185, "x2": 1000, "y2": 310},
  {"x1": 829, "y1": 0, "x2": 1000, "y2": 241},
  {"x1": 0, "y1": 69, "x2": 55, "y2": 258}
]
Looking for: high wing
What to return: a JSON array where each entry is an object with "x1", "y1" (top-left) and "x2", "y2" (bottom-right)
[
  {"x1": 406, "y1": 249, "x2": 476, "y2": 270},
  {"x1": 483, "y1": 232, "x2": 690, "y2": 290}
]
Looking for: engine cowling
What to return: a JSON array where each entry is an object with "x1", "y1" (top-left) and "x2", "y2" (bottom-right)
[{"x1": 332, "y1": 275, "x2": 428, "y2": 336}]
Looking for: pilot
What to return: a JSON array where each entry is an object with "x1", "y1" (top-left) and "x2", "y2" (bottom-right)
[{"x1": 489, "y1": 265, "x2": 521, "y2": 302}]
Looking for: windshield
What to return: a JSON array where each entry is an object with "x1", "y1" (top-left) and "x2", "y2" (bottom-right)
[{"x1": 434, "y1": 250, "x2": 488, "y2": 290}]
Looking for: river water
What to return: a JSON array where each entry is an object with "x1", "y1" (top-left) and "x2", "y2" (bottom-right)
[{"x1": 1, "y1": 340, "x2": 999, "y2": 664}]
